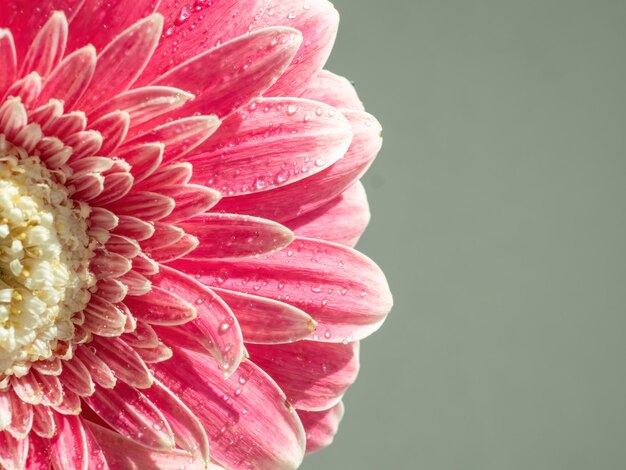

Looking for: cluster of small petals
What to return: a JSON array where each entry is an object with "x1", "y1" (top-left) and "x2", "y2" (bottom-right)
[{"x1": 0, "y1": 1, "x2": 391, "y2": 469}]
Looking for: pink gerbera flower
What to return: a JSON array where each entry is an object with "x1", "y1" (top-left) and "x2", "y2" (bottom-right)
[{"x1": 0, "y1": 1, "x2": 392, "y2": 468}]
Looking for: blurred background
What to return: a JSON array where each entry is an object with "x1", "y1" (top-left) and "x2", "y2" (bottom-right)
[{"x1": 303, "y1": 1, "x2": 626, "y2": 469}]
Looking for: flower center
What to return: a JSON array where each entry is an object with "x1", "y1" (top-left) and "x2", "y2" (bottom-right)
[{"x1": 0, "y1": 137, "x2": 93, "y2": 377}]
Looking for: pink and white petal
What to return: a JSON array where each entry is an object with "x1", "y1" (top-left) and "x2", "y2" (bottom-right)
[
  {"x1": 285, "y1": 181, "x2": 370, "y2": 247},
  {"x1": 59, "y1": 356, "x2": 95, "y2": 397},
  {"x1": 113, "y1": 215, "x2": 155, "y2": 242},
  {"x1": 298, "y1": 402, "x2": 345, "y2": 454},
  {"x1": 6, "y1": 391, "x2": 33, "y2": 439},
  {"x1": 91, "y1": 336, "x2": 153, "y2": 389},
  {"x1": 11, "y1": 374, "x2": 44, "y2": 405},
  {"x1": 75, "y1": 346, "x2": 116, "y2": 389},
  {"x1": 212, "y1": 288, "x2": 316, "y2": 344},
  {"x1": 301, "y1": 69, "x2": 365, "y2": 111},
  {"x1": 247, "y1": 341, "x2": 359, "y2": 411},
  {"x1": 37, "y1": 45, "x2": 96, "y2": 110},
  {"x1": 25, "y1": 434, "x2": 50, "y2": 469},
  {"x1": 50, "y1": 388, "x2": 82, "y2": 416},
  {"x1": 179, "y1": 213, "x2": 294, "y2": 259},
  {"x1": 88, "y1": 111, "x2": 129, "y2": 156},
  {"x1": 132, "y1": 162, "x2": 192, "y2": 191},
  {"x1": 151, "y1": 266, "x2": 244, "y2": 376},
  {"x1": 76, "y1": 14, "x2": 163, "y2": 112},
  {"x1": 32, "y1": 406, "x2": 56, "y2": 438},
  {"x1": 122, "y1": 321, "x2": 159, "y2": 349},
  {"x1": 117, "y1": 143, "x2": 164, "y2": 182},
  {"x1": 140, "y1": 222, "x2": 184, "y2": 252},
  {"x1": 0, "y1": 29, "x2": 17, "y2": 96},
  {"x1": 171, "y1": 237, "x2": 392, "y2": 342},
  {"x1": 106, "y1": 191, "x2": 174, "y2": 221},
  {"x1": 67, "y1": 0, "x2": 159, "y2": 52},
  {"x1": 123, "y1": 286, "x2": 197, "y2": 326},
  {"x1": 188, "y1": 98, "x2": 352, "y2": 196},
  {"x1": 147, "y1": 0, "x2": 269, "y2": 81},
  {"x1": 152, "y1": 347, "x2": 306, "y2": 469},
  {"x1": 84, "y1": 382, "x2": 174, "y2": 451},
  {"x1": 0, "y1": 392, "x2": 10, "y2": 430},
  {"x1": 49, "y1": 415, "x2": 87, "y2": 470},
  {"x1": 121, "y1": 115, "x2": 220, "y2": 163},
  {"x1": 82, "y1": 294, "x2": 127, "y2": 337},
  {"x1": 21, "y1": 11, "x2": 68, "y2": 78},
  {"x1": 90, "y1": 252, "x2": 132, "y2": 279},
  {"x1": 159, "y1": 184, "x2": 221, "y2": 223},
  {"x1": 85, "y1": 421, "x2": 195, "y2": 470},
  {"x1": 253, "y1": 0, "x2": 339, "y2": 97},
  {"x1": 0, "y1": 0, "x2": 82, "y2": 61},
  {"x1": 214, "y1": 110, "x2": 382, "y2": 222},
  {"x1": 0, "y1": 431, "x2": 28, "y2": 470},
  {"x1": 142, "y1": 380, "x2": 210, "y2": 464},
  {"x1": 146, "y1": 27, "x2": 302, "y2": 119},
  {"x1": 89, "y1": 86, "x2": 193, "y2": 128}
]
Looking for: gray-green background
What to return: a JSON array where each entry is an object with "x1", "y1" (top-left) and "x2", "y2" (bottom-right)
[{"x1": 303, "y1": 1, "x2": 626, "y2": 469}]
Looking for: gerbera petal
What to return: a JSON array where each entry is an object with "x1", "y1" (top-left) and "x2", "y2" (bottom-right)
[
  {"x1": 159, "y1": 184, "x2": 221, "y2": 223},
  {"x1": 67, "y1": 0, "x2": 159, "y2": 52},
  {"x1": 153, "y1": 347, "x2": 306, "y2": 469},
  {"x1": 285, "y1": 181, "x2": 370, "y2": 247},
  {"x1": 76, "y1": 14, "x2": 163, "y2": 112},
  {"x1": 88, "y1": 111, "x2": 129, "y2": 156},
  {"x1": 298, "y1": 402, "x2": 345, "y2": 454},
  {"x1": 247, "y1": 341, "x2": 359, "y2": 411},
  {"x1": 123, "y1": 286, "x2": 197, "y2": 326},
  {"x1": 188, "y1": 98, "x2": 352, "y2": 196},
  {"x1": 91, "y1": 336, "x2": 152, "y2": 389},
  {"x1": 179, "y1": 213, "x2": 294, "y2": 259},
  {"x1": 21, "y1": 11, "x2": 68, "y2": 78},
  {"x1": 172, "y1": 237, "x2": 392, "y2": 342},
  {"x1": 59, "y1": 356, "x2": 95, "y2": 397},
  {"x1": 148, "y1": 0, "x2": 270, "y2": 80},
  {"x1": 0, "y1": 29, "x2": 17, "y2": 96},
  {"x1": 31, "y1": 406, "x2": 56, "y2": 438},
  {"x1": 212, "y1": 288, "x2": 317, "y2": 344},
  {"x1": 85, "y1": 421, "x2": 195, "y2": 469},
  {"x1": 142, "y1": 379, "x2": 210, "y2": 464},
  {"x1": 254, "y1": 0, "x2": 339, "y2": 97},
  {"x1": 214, "y1": 110, "x2": 382, "y2": 221},
  {"x1": 84, "y1": 382, "x2": 174, "y2": 451},
  {"x1": 37, "y1": 45, "x2": 96, "y2": 110},
  {"x1": 301, "y1": 69, "x2": 365, "y2": 111},
  {"x1": 0, "y1": 431, "x2": 28, "y2": 470},
  {"x1": 151, "y1": 266, "x2": 244, "y2": 376},
  {"x1": 145, "y1": 27, "x2": 302, "y2": 119},
  {"x1": 75, "y1": 346, "x2": 116, "y2": 389},
  {"x1": 26, "y1": 434, "x2": 50, "y2": 468},
  {"x1": 49, "y1": 415, "x2": 87, "y2": 470},
  {"x1": 6, "y1": 391, "x2": 33, "y2": 439}
]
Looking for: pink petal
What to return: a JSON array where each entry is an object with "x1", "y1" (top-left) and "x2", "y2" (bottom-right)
[
  {"x1": 89, "y1": 86, "x2": 194, "y2": 128},
  {"x1": 153, "y1": 347, "x2": 306, "y2": 469},
  {"x1": 75, "y1": 345, "x2": 117, "y2": 389},
  {"x1": 142, "y1": 380, "x2": 210, "y2": 464},
  {"x1": 151, "y1": 266, "x2": 244, "y2": 376},
  {"x1": 37, "y1": 45, "x2": 96, "y2": 110},
  {"x1": 88, "y1": 111, "x2": 129, "y2": 156},
  {"x1": 0, "y1": 392, "x2": 10, "y2": 430},
  {"x1": 213, "y1": 110, "x2": 382, "y2": 222},
  {"x1": 5, "y1": 391, "x2": 33, "y2": 439},
  {"x1": 172, "y1": 237, "x2": 392, "y2": 342},
  {"x1": 118, "y1": 270, "x2": 151, "y2": 296},
  {"x1": 0, "y1": 29, "x2": 17, "y2": 96},
  {"x1": 213, "y1": 288, "x2": 317, "y2": 344},
  {"x1": 179, "y1": 213, "x2": 294, "y2": 259},
  {"x1": 285, "y1": 181, "x2": 370, "y2": 246},
  {"x1": 20, "y1": 11, "x2": 67, "y2": 78},
  {"x1": 90, "y1": 252, "x2": 132, "y2": 279},
  {"x1": 248, "y1": 341, "x2": 359, "y2": 411},
  {"x1": 50, "y1": 388, "x2": 81, "y2": 416},
  {"x1": 121, "y1": 115, "x2": 220, "y2": 163},
  {"x1": 121, "y1": 321, "x2": 159, "y2": 349},
  {"x1": 159, "y1": 184, "x2": 221, "y2": 223},
  {"x1": 106, "y1": 191, "x2": 174, "y2": 221},
  {"x1": 59, "y1": 356, "x2": 95, "y2": 397},
  {"x1": 188, "y1": 98, "x2": 352, "y2": 196},
  {"x1": 84, "y1": 382, "x2": 174, "y2": 451},
  {"x1": 91, "y1": 336, "x2": 152, "y2": 389},
  {"x1": 298, "y1": 402, "x2": 345, "y2": 454},
  {"x1": 146, "y1": 27, "x2": 302, "y2": 119},
  {"x1": 67, "y1": 0, "x2": 159, "y2": 52},
  {"x1": 49, "y1": 415, "x2": 87, "y2": 470},
  {"x1": 123, "y1": 286, "x2": 197, "y2": 326},
  {"x1": 254, "y1": 0, "x2": 339, "y2": 97},
  {"x1": 82, "y1": 294, "x2": 127, "y2": 337},
  {"x1": 147, "y1": 0, "x2": 269, "y2": 81},
  {"x1": 76, "y1": 14, "x2": 163, "y2": 113},
  {"x1": 113, "y1": 215, "x2": 155, "y2": 241},
  {"x1": 25, "y1": 434, "x2": 51, "y2": 469},
  {"x1": 32, "y1": 406, "x2": 56, "y2": 438},
  {"x1": 301, "y1": 69, "x2": 365, "y2": 111},
  {"x1": 0, "y1": 431, "x2": 28, "y2": 470},
  {"x1": 132, "y1": 162, "x2": 192, "y2": 191},
  {"x1": 117, "y1": 142, "x2": 164, "y2": 182},
  {"x1": 135, "y1": 342, "x2": 173, "y2": 363},
  {"x1": 11, "y1": 374, "x2": 43, "y2": 405},
  {"x1": 85, "y1": 421, "x2": 195, "y2": 469}
]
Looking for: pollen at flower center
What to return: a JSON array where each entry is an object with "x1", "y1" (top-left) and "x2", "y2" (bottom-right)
[{"x1": 0, "y1": 138, "x2": 93, "y2": 378}]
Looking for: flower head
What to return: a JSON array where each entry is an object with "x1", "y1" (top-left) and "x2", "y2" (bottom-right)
[{"x1": 0, "y1": 1, "x2": 391, "y2": 468}]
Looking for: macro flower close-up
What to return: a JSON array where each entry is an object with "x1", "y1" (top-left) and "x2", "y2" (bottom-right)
[{"x1": 0, "y1": 1, "x2": 392, "y2": 468}]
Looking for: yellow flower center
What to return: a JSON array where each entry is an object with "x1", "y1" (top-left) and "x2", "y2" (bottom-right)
[{"x1": 0, "y1": 137, "x2": 92, "y2": 377}]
